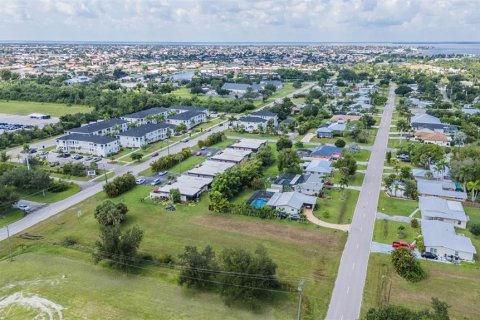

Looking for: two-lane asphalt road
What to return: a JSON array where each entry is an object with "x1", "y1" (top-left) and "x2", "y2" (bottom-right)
[{"x1": 326, "y1": 84, "x2": 396, "y2": 320}]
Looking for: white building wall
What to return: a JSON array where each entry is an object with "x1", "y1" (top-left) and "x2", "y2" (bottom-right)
[
  {"x1": 56, "y1": 139, "x2": 120, "y2": 156},
  {"x1": 426, "y1": 245, "x2": 474, "y2": 261}
]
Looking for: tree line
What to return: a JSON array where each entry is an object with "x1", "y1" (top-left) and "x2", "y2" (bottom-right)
[{"x1": 150, "y1": 147, "x2": 192, "y2": 172}]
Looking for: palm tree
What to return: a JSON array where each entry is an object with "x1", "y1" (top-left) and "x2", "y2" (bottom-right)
[
  {"x1": 434, "y1": 159, "x2": 449, "y2": 180},
  {"x1": 466, "y1": 180, "x2": 480, "y2": 202},
  {"x1": 396, "y1": 119, "x2": 410, "y2": 144}
]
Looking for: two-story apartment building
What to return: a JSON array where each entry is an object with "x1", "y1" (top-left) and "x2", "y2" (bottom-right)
[
  {"x1": 56, "y1": 134, "x2": 120, "y2": 157},
  {"x1": 118, "y1": 123, "x2": 175, "y2": 148},
  {"x1": 67, "y1": 119, "x2": 128, "y2": 136},
  {"x1": 167, "y1": 110, "x2": 207, "y2": 129},
  {"x1": 120, "y1": 107, "x2": 169, "y2": 125}
]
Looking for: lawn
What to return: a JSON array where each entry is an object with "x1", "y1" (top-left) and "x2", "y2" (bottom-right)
[
  {"x1": 0, "y1": 185, "x2": 347, "y2": 319},
  {"x1": 362, "y1": 254, "x2": 480, "y2": 319},
  {"x1": 332, "y1": 171, "x2": 365, "y2": 187},
  {"x1": 377, "y1": 192, "x2": 418, "y2": 216},
  {"x1": 167, "y1": 87, "x2": 235, "y2": 103},
  {"x1": 314, "y1": 189, "x2": 360, "y2": 224},
  {"x1": 207, "y1": 138, "x2": 236, "y2": 149},
  {"x1": 0, "y1": 100, "x2": 92, "y2": 117},
  {"x1": 21, "y1": 183, "x2": 81, "y2": 203},
  {"x1": 351, "y1": 149, "x2": 371, "y2": 162},
  {"x1": 169, "y1": 156, "x2": 206, "y2": 174},
  {"x1": 225, "y1": 130, "x2": 281, "y2": 140},
  {"x1": 372, "y1": 220, "x2": 419, "y2": 244},
  {"x1": 0, "y1": 209, "x2": 24, "y2": 228}
]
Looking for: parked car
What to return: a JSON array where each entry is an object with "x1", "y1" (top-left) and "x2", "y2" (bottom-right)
[
  {"x1": 28, "y1": 149, "x2": 37, "y2": 154},
  {"x1": 182, "y1": 138, "x2": 189, "y2": 143},
  {"x1": 219, "y1": 123, "x2": 224, "y2": 127},
  {"x1": 289, "y1": 214, "x2": 300, "y2": 221},
  {"x1": 49, "y1": 161, "x2": 60, "y2": 167},
  {"x1": 150, "y1": 178, "x2": 161, "y2": 186},
  {"x1": 15, "y1": 203, "x2": 30, "y2": 212},
  {"x1": 207, "y1": 128, "x2": 212, "y2": 132},
  {"x1": 152, "y1": 152, "x2": 159, "y2": 157},
  {"x1": 158, "y1": 171, "x2": 167, "y2": 176},
  {"x1": 83, "y1": 156, "x2": 92, "y2": 161},
  {"x1": 135, "y1": 178, "x2": 145, "y2": 185},
  {"x1": 196, "y1": 151, "x2": 202, "y2": 156},
  {"x1": 206, "y1": 152, "x2": 212, "y2": 157},
  {"x1": 72, "y1": 154, "x2": 83, "y2": 160},
  {"x1": 392, "y1": 241, "x2": 414, "y2": 250},
  {"x1": 421, "y1": 252, "x2": 438, "y2": 260},
  {"x1": 93, "y1": 157, "x2": 102, "y2": 162},
  {"x1": 200, "y1": 146, "x2": 206, "y2": 150},
  {"x1": 397, "y1": 154, "x2": 410, "y2": 162}
]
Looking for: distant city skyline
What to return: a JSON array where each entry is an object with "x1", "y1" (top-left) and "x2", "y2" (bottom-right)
[{"x1": 0, "y1": 0, "x2": 479, "y2": 42}]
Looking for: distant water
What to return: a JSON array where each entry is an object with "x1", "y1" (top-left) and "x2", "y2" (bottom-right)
[{"x1": 411, "y1": 43, "x2": 480, "y2": 56}]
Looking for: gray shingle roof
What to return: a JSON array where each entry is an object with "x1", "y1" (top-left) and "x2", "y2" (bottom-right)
[
  {"x1": 168, "y1": 110, "x2": 205, "y2": 121},
  {"x1": 416, "y1": 179, "x2": 467, "y2": 200},
  {"x1": 122, "y1": 107, "x2": 168, "y2": 119},
  {"x1": 238, "y1": 116, "x2": 268, "y2": 123},
  {"x1": 251, "y1": 110, "x2": 277, "y2": 117},
  {"x1": 68, "y1": 119, "x2": 127, "y2": 134},
  {"x1": 118, "y1": 123, "x2": 175, "y2": 137},
  {"x1": 422, "y1": 220, "x2": 476, "y2": 254},
  {"x1": 57, "y1": 133, "x2": 118, "y2": 144},
  {"x1": 419, "y1": 196, "x2": 467, "y2": 222},
  {"x1": 169, "y1": 105, "x2": 207, "y2": 113},
  {"x1": 266, "y1": 191, "x2": 316, "y2": 210}
]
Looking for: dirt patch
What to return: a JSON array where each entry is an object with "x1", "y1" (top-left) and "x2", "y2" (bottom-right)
[{"x1": 192, "y1": 214, "x2": 344, "y2": 249}]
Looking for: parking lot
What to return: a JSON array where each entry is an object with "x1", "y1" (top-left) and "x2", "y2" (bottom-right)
[
  {"x1": 0, "y1": 113, "x2": 59, "y2": 129},
  {"x1": 137, "y1": 172, "x2": 178, "y2": 186}
]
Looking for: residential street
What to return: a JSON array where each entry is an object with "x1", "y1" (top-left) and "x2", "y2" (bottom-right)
[
  {"x1": 326, "y1": 84, "x2": 396, "y2": 320},
  {"x1": 0, "y1": 84, "x2": 314, "y2": 242}
]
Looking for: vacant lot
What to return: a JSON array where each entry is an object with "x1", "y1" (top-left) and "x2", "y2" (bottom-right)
[
  {"x1": 373, "y1": 220, "x2": 419, "y2": 244},
  {"x1": 314, "y1": 189, "x2": 360, "y2": 224},
  {"x1": 0, "y1": 100, "x2": 92, "y2": 117},
  {"x1": 0, "y1": 185, "x2": 346, "y2": 319},
  {"x1": 362, "y1": 254, "x2": 480, "y2": 319}
]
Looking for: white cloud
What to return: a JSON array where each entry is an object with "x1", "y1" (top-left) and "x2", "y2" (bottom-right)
[{"x1": 0, "y1": 0, "x2": 478, "y2": 41}]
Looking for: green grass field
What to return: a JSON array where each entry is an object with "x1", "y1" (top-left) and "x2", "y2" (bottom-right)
[
  {"x1": 22, "y1": 183, "x2": 81, "y2": 203},
  {"x1": 0, "y1": 209, "x2": 24, "y2": 228},
  {"x1": 0, "y1": 185, "x2": 346, "y2": 319},
  {"x1": 373, "y1": 220, "x2": 419, "y2": 244},
  {"x1": 351, "y1": 149, "x2": 371, "y2": 162},
  {"x1": 314, "y1": 189, "x2": 360, "y2": 224},
  {"x1": 169, "y1": 156, "x2": 206, "y2": 174},
  {"x1": 377, "y1": 192, "x2": 418, "y2": 216},
  {"x1": 362, "y1": 254, "x2": 480, "y2": 319},
  {"x1": 0, "y1": 100, "x2": 92, "y2": 117},
  {"x1": 332, "y1": 171, "x2": 365, "y2": 187}
]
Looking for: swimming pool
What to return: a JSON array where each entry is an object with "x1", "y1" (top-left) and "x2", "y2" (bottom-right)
[{"x1": 251, "y1": 198, "x2": 268, "y2": 209}]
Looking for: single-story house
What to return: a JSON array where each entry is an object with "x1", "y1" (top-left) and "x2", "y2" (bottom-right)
[
  {"x1": 121, "y1": 107, "x2": 169, "y2": 125},
  {"x1": 310, "y1": 146, "x2": 343, "y2": 161},
  {"x1": 407, "y1": 98, "x2": 433, "y2": 109},
  {"x1": 293, "y1": 174, "x2": 325, "y2": 196},
  {"x1": 229, "y1": 138, "x2": 267, "y2": 152},
  {"x1": 414, "y1": 129, "x2": 450, "y2": 146},
  {"x1": 419, "y1": 196, "x2": 468, "y2": 229},
  {"x1": 303, "y1": 159, "x2": 334, "y2": 177},
  {"x1": 260, "y1": 80, "x2": 283, "y2": 90},
  {"x1": 151, "y1": 175, "x2": 212, "y2": 202},
  {"x1": 186, "y1": 160, "x2": 235, "y2": 178},
  {"x1": 266, "y1": 191, "x2": 317, "y2": 216},
  {"x1": 410, "y1": 114, "x2": 456, "y2": 133},
  {"x1": 118, "y1": 123, "x2": 175, "y2": 148},
  {"x1": 422, "y1": 220, "x2": 476, "y2": 261},
  {"x1": 316, "y1": 121, "x2": 347, "y2": 138},
  {"x1": 235, "y1": 116, "x2": 268, "y2": 132},
  {"x1": 167, "y1": 111, "x2": 207, "y2": 129},
  {"x1": 250, "y1": 110, "x2": 279, "y2": 127},
  {"x1": 462, "y1": 107, "x2": 480, "y2": 115},
  {"x1": 416, "y1": 179, "x2": 467, "y2": 201},
  {"x1": 67, "y1": 119, "x2": 128, "y2": 136},
  {"x1": 56, "y1": 133, "x2": 120, "y2": 156}
]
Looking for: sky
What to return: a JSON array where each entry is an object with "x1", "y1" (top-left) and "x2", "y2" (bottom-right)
[{"x1": 0, "y1": 0, "x2": 479, "y2": 42}]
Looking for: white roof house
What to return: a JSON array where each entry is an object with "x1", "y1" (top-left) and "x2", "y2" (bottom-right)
[
  {"x1": 304, "y1": 159, "x2": 334, "y2": 177},
  {"x1": 422, "y1": 220, "x2": 476, "y2": 261},
  {"x1": 416, "y1": 179, "x2": 467, "y2": 201},
  {"x1": 210, "y1": 148, "x2": 252, "y2": 163},
  {"x1": 229, "y1": 138, "x2": 267, "y2": 151},
  {"x1": 419, "y1": 196, "x2": 468, "y2": 229},
  {"x1": 266, "y1": 191, "x2": 317, "y2": 216},
  {"x1": 186, "y1": 160, "x2": 235, "y2": 178},
  {"x1": 151, "y1": 175, "x2": 212, "y2": 202}
]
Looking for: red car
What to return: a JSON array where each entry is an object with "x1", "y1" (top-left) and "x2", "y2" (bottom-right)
[
  {"x1": 196, "y1": 151, "x2": 202, "y2": 156},
  {"x1": 392, "y1": 241, "x2": 414, "y2": 250}
]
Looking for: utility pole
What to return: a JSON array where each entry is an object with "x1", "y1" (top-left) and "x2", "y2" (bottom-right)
[
  {"x1": 103, "y1": 165, "x2": 108, "y2": 184},
  {"x1": 297, "y1": 279, "x2": 305, "y2": 320},
  {"x1": 6, "y1": 225, "x2": 13, "y2": 262}
]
